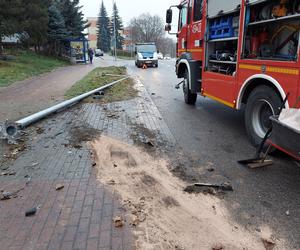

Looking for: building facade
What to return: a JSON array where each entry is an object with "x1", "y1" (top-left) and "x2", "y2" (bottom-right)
[
  {"x1": 87, "y1": 17, "x2": 98, "y2": 49},
  {"x1": 88, "y1": 17, "x2": 130, "y2": 51},
  {"x1": 122, "y1": 27, "x2": 134, "y2": 52}
]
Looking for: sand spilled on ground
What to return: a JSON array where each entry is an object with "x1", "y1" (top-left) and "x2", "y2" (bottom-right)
[{"x1": 90, "y1": 136, "x2": 264, "y2": 250}]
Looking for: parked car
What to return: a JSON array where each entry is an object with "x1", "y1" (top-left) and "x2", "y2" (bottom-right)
[
  {"x1": 95, "y1": 49, "x2": 104, "y2": 57},
  {"x1": 157, "y1": 52, "x2": 164, "y2": 60},
  {"x1": 164, "y1": 54, "x2": 171, "y2": 60}
]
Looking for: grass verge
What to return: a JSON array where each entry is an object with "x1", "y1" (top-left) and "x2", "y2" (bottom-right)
[
  {"x1": 118, "y1": 56, "x2": 134, "y2": 60},
  {"x1": 0, "y1": 49, "x2": 68, "y2": 87},
  {"x1": 65, "y1": 66, "x2": 138, "y2": 103}
]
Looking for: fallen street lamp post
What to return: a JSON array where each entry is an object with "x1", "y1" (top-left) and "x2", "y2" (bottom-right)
[{"x1": 0, "y1": 76, "x2": 129, "y2": 143}]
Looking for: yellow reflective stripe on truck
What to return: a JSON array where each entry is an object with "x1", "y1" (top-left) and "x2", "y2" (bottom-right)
[{"x1": 239, "y1": 64, "x2": 299, "y2": 75}]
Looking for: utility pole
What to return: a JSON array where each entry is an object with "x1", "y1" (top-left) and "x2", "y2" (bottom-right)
[
  {"x1": 113, "y1": 0, "x2": 117, "y2": 61},
  {"x1": 130, "y1": 27, "x2": 133, "y2": 59}
]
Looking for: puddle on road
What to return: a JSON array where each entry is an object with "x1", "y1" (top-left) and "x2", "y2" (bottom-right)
[{"x1": 90, "y1": 135, "x2": 263, "y2": 250}]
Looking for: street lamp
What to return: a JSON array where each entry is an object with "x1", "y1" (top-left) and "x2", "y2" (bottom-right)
[{"x1": 113, "y1": 0, "x2": 117, "y2": 61}]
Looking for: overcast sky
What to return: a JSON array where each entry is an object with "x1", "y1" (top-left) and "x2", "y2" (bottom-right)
[{"x1": 79, "y1": 0, "x2": 177, "y2": 26}]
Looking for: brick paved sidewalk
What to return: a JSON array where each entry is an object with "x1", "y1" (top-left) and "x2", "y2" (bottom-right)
[{"x1": 0, "y1": 79, "x2": 175, "y2": 250}]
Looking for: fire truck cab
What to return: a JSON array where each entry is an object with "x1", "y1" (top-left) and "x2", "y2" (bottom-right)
[{"x1": 166, "y1": 0, "x2": 300, "y2": 146}]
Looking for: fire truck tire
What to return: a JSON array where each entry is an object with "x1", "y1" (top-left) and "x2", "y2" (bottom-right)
[
  {"x1": 183, "y1": 70, "x2": 197, "y2": 105},
  {"x1": 245, "y1": 85, "x2": 282, "y2": 146}
]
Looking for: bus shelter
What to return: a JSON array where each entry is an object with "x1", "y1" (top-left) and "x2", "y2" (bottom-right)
[{"x1": 66, "y1": 36, "x2": 89, "y2": 63}]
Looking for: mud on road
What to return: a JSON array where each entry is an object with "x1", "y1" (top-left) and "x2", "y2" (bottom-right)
[{"x1": 90, "y1": 135, "x2": 265, "y2": 250}]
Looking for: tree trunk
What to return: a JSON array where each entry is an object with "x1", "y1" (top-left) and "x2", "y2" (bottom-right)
[{"x1": 0, "y1": 39, "x2": 3, "y2": 56}]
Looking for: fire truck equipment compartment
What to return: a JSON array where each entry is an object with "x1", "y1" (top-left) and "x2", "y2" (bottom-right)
[
  {"x1": 209, "y1": 16, "x2": 234, "y2": 39},
  {"x1": 207, "y1": 0, "x2": 240, "y2": 17},
  {"x1": 243, "y1": 0, "x2": 299, "y2": 61}
]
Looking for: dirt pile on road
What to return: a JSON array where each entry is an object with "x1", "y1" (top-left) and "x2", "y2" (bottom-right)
[{"x1": 90, "y1": 136, "x2": 263, "y2": 250}]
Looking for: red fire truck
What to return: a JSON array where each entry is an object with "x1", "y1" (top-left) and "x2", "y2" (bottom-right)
[{"x1": 165, "y1": 0, "x2": 300, "y2": 146}]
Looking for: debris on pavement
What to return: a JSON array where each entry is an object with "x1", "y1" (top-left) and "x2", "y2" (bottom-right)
[
  {"x1": 0, "y1": 170, "x2": 16, "y2": 176},
  {"x1": 113, "y1": 216, "x2": 124, "y2": 228},
  {"x1": 55, "y1": 184, "x2": 64, "y2": 191},
  {"x1": 24, "y1": 161, "x2": 40, "y2": 170},
  {"x1": 175, "y1": 244, "x2": 185, "y2": 250},
  {"x1": 145, "y1": 139, "x2": 155, "y2": 147},
  {"x1": 1, "y1": 143, "x2": 27, "y2": 163},
  {"x1": 261, "y1": 238, "x2": 276, "y2": 250},
  {"x1": 53, "y1": 131, "x2": 64, "y2": 138},
  {"x1": 0, "y1": 165, "x2": 9, "y2": 171},
  {"x1": 25, "y1": 175, "x2": 31, "y2": 185},
  {"x1": 247, "y1": 160, "x2": 273, "y2": 169},
  {"x1": 73, "y1": 144, "x2": 82, "y2": 149},
  {"x1": 25, "y1": 207, "x2": 38, "y2": 217},
  {"x1": 184, "y1": 186, "x2": 215, "y2": 195},
  {"x1": 285, "y1": 210, "x2": 290, "y2": 216},
  {"x1": 207, "y1": 167, "x2": 215, "y2": 172},
  {"x1": 123, "y1": 199, "x2": 147, "y2": 225},
  {"x1": 93, "y1": 90, "x2": 105, "y2": 100},
  {"x1": 107, "y1": 113, "x2": 119, "y2": 119},
  {"x1": 107, "y1": 179, "x2": 116, "y2": 185},
  {"x1": 96, "y1": 91, "x2": 105, "y2": 95},
  {"x1": 197, "y1": 182, "x2": 233, "y2": 191},
  {"x1": 0, "y1": 186, "x2": 25, "y2": 200},
  {"x1": 184, "y1": 182, "x2": 233, "y2": 195},
  {"x1": 69, "y1": 125, "x2": 101, "y2": 148},
  {"x1": 93, "y1": 95, "x2": 101, "y2": 100},
  {"x1": 137, "y1": 212, "x2": 146, "y2": 222},
  {"x1": 130, "y1": 215, "x2": 139, "y2": 226},
  {"x1": 36, "y1": 127, "x2": 44, "y2": 134},
  {"x1": 10, "y1": 148, "x2": 19, "y2": 156},
  {"x1": 212, "y1": 244, "x2": 224, "y2": 250},
  {"x1": 0, "y1": 191, "x2": 13, "y2": 200}
]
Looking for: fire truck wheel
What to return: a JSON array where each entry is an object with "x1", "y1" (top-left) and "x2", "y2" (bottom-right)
[
  {"x1": 183, "y1": 70, "x2": 197, "y2": 105},
  {"x1": 245, "y1": 85, "x2": 282, "y2": 146}
]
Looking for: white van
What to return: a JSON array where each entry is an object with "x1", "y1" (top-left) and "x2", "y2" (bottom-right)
[{"x1": 135, "y1": 43, "x2": 158, "y2": 68}]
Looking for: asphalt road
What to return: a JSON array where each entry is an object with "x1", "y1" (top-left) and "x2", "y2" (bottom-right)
[{"x1": 124, "y1": 59, "x2": 300, "y2": 249}]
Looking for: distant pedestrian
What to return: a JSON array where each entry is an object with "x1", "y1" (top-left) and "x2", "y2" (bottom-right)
[{"x1": 88, "y1": 48, "x2": 94, "y2": 64}]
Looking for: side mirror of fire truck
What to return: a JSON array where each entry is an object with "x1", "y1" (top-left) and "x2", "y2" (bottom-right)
[
  {"x1": 165, "y1": 24, "x2": 171, "y2": 32},
  {"x1": 166, "y1": 9, "x2": 173, "y2": 24}
]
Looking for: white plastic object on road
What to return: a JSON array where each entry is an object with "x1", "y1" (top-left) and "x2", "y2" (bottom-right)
[{"x1": 279, "y1": 109, "x2": 300, "y2": 133}]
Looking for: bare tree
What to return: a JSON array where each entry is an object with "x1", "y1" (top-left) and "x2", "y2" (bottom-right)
[
  {"x1": 158, "y1": 37, "x2": 176, "y2": 57},
  {"x1": 129, "y1": 13, "x2": 176, "y2": 57},
  {"x1": 129, "y1": 13, "x2": 164, "y2": 45}
]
